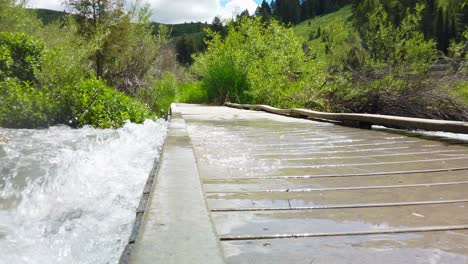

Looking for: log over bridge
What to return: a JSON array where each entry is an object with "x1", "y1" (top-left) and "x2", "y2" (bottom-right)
[{"x1": 121, "y1": 103, "x2": 468, "y2": 264}]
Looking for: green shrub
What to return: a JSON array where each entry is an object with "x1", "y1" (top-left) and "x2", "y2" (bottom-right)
[
  {"x1": 362, "y1": 4, "x2": 437, "y2": 73},
  {"x1": 201, "y1": 60, "x2": 250, "y2": 104},
  {"x1": 0, "y1": 78, "x2": 153, "y2": 129},
  {"x1": 193, "y1": 17, "x2": 311, "y2": 107},
  {"x1": 0, "y1": 32, "x2": 44, "y2": 82},
  {"x1": 137, "y1": 72, "x2": 177, "y2": 116},
  {"x1": 0, "y1": 0, "x2": 42, "y2": 34},
  {"x1": 176, "y1": 81, "x2": 208, "y2": 103},
  {"x1": 58, "y1": 78, "x2": 153, "y2": 128},
  {"x1": 0, "y1": 79, "x2": 53, "y2": 128},
  {"x1": 37, "y1": 18, "x2": 97, "y2": 88},
  {"x1": 454, "y1": 81, "x2": 468, "y2": 104}
]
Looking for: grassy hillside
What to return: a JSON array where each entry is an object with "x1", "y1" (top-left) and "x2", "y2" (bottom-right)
[
  {"x1": 295, "y1": 5, "x2": 352, "y2": 42},
  {"x1": 295, "y1": 5, "x2": 353, "y2": 61},
  {"x1": 29, "y1": 8, "x2": 208, "y2": 39},
  {"x1": 165, "y1": 22, "x2": 210, "y2": 38},
  {"x1": 27, "y1": 8, "x2": 68, "y2": 24}
]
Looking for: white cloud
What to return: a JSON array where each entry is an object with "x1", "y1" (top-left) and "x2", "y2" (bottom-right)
[
  {"x1": 217, "y1": 0, "x2": 258, "y2": 20},
  {"x1": 148, "y1": 0, "x2": 219, "y2": 24},
  {"x1": 26, "y1": 0, "x2": 260, "y2": 24},
  {"x1": 149, "y1": 0, "x2": 259, "y2": 24},
  {"x1": 26, "y1": 0, "x2": 65, "y2": 11}
]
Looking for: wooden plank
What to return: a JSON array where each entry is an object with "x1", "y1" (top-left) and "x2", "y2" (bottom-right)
[
  {"x1": 219, "y1": 225, "x2": 468, "y2": 241},
  {"x1": 227, "y1": 167, "x2": 468, "y2": 180},
  {"x1": 224, "y1": 102, "x2": 468, "y2": 134},
  {"x1": 206, "y1": 181, "x2": 468, "y2": 193},
  {"x1": 211, "y1": 199, "x2": 468, "y2": 212}
]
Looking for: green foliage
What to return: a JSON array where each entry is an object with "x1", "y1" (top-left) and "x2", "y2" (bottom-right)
[
  {"x1": 201, "y1": 60, "x2": 250, "y2": 104},
  {"x1": 175, "y1": 81, "x2": 208, "y2": 103},
  {"x1": 194, "y1": 17, "x2": 312, "y2": 106},
  {"x1": 307, "y1": 4, "x2": 437, "y2": 75},
  {"x1": 28, "y1": 8, "x2": 69, "y2": 25},
  {"x1": 160, "y1": 22, "x2": 210, "y2": 38},
  {"x1": 352, "y1": 0, "x2": 467, "y2": 53},
  {"x1": 0, "y1": 32, "x2": 44, "y2": 82},
  {"x1": 295, "y1": 4, "x2": 352, "y2": 40},
  {"x1": 363, "y1": 4, "x2": 437, "y2": 72},
  {"x1": 176, "y1": 35, "x2": 195, "y2": 65},
  {"x1": 449, "y1": 30, "x2": 468, "y2": 58},
  {"x1": 66, "y1": 0, "x2": 167, "y2": 93},
  {"x1": 273, "y1": 0, "x2": 301, "y2": 25},
  {"x1": 0, "y1": 0, "x2": 43, "y2": 34},
  {"x1": 0, "y1": 79, "x2": 53, "y2": 128},
  {"x1": 293, "y1": 4, "x2": 465, "y2": 120},
  {"x1": 37, "y1": 18, "x2": 97, "y2": 88},
  {"x1": 255, "y1": 0, "x2": 273, "y2": 22},
  {"x1": 137, "y1": 73, "x2": 178, "y2": 115},
  {"x1": 0, "y1": 1, "x2": 171, "y2": 129},
  {"x1": 58, "y1": 78, "x2": 152, "y2": 128},
  {"x1": 454, "y1": 81, "x2": 468, "y2": 103},
  {"x1": 0, "y1": 78, "x2": 152, "y2": 129}
]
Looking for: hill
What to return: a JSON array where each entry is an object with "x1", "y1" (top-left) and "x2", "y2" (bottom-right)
[
  {"x1": 294, "y1": 5, "x2": 353, "y2": 61},
  {"x1": 295, "y1": 5, "x2": 352, "y2": 43},
  {"x1": 163, "y1": 22, "x2": 210, "y2": 38},
  {"x1": 27, "y1": 8, "x2": 68, "y2": 24},
  {"x1": 28, "y1": 8, "x2": 208, "y2": 39}
]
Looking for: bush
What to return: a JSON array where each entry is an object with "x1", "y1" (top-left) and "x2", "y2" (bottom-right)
[
  {"x1": 201, "y1": 60, "x2": 250, "y2": 104},
  {"x1": 0, "y1": 0, "x2": 42, "y2": 35},
  {"x1": 58, "y1": 78, "x2": 153, "y2": 128},
  {"x1": 0, "y1": 32, "x2": 44, "y2": 82},
  {"x1": 37, "y1": 18, "x2": 97, "y2": 88},
  {"x1": 176, "y1": 81, "x2": 208, "y2": 103},
  {"x1": 0, "y1": 78, "x2": 153, "y2": 129},
  {"x1": 0, "y1": 79, "x2": 53, "y2": 128},
  {"x1": 137, "y1": 72, "x2": 177, "y2": 116},
  {"x1": 193, "y1": 17, "x2": 311, "y2": 107},
  {"x1": 362, "y1": 4, "x2": 437, "y2": 73}
]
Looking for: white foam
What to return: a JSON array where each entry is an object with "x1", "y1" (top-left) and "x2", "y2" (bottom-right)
[{"x1": 0, "y1": 120, "x2": 167, "y2": 264}]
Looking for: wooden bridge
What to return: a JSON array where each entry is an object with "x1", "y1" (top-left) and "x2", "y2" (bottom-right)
[{"x1": 120, "y1": 104, "x2": 468, "y2": 264}]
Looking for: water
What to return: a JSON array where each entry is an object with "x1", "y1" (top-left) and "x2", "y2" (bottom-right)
[{"x1": 0, "y1": 120, "x2": 167, "y2": 264}]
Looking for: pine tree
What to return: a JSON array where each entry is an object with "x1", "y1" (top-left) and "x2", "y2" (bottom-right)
[
  {"x1": 255, "y1": 0, "x2": 273, "y2": 22},
  {"x1": 274, "y1": 0, "x2": 301, "y2": 25},
  {"x1": 176, "y1": 35, "x2": 195, "y2": 65}
]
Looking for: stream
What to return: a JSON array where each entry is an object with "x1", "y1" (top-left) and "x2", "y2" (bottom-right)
[{"x1": 0, "y1": 120, "x2": 167, "y2": 264}]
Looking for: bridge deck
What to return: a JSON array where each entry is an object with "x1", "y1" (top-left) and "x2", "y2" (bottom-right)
[{"x1": 132, "y1": 104, "x2": 468, "y2": 263}]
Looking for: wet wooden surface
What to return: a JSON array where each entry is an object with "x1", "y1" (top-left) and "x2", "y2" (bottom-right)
[{"x1": 178, "y1": 104, "x2": 468, "y2": 264}]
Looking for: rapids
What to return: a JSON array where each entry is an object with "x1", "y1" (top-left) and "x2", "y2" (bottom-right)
[{"x1": 0, "y1": 120, "x2": 167, "y2": 264}]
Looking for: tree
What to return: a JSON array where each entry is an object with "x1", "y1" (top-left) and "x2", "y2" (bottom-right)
[
  {"x1": 176, "y1": 35, "x2": 195, "y2": 65},
  {"x1": 66, "y1": 0, "x2": 126, "y2": 78},
  {"x1": 211, "y1": 16, "x2": 226, "y2": 37},
  {"x1": 66, "y1": 0, "x2": 165, "y2": 94},
  {"x1": 273, "y1": 0, "x2": 301, "y2": 25},
  {"x1": 0, "y1": 0, "x2": 42, "y2": 33},
  {"x1": 255, "y1": 0, "x2": 273, "y2": 22},
  {"x1": 352, "y1": 0, "x2": 467, "y2": 53},
  {"x1": 433, "y1": 0, "x2": 466, "y2": 52},
  {"x1": 237, "y1": 9, "x2": 251, "y2": 20},
  {"x1": 193, "y1": 17, "x2": 313, "y2": 106}
]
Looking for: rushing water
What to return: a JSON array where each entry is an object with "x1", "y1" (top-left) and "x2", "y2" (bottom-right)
[{"x1": 0, "y1": 120, "x2": 167, "y2": 264}]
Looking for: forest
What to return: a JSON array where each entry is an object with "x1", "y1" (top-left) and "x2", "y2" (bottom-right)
[{"x1": 0, "y1": 0, "x2": 467, "y2": 128}]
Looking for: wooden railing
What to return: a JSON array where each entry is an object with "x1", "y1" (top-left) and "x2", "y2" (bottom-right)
[{"x1": 224, "y1": 102, "x2": 468, "y2": 134}]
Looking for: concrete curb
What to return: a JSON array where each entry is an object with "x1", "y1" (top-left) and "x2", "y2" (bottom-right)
[{"x1": 126, "y1": 103, "x2": 225, "y2": 264}]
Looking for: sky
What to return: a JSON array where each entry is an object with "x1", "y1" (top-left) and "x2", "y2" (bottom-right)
[{"x1": 27, "y1": 0, "x2": 271, "y2": 24}]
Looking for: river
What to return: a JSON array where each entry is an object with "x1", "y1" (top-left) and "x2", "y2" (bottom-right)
[{"x1": 0, "y1": 120, "x2": 167, "y2": 264}]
